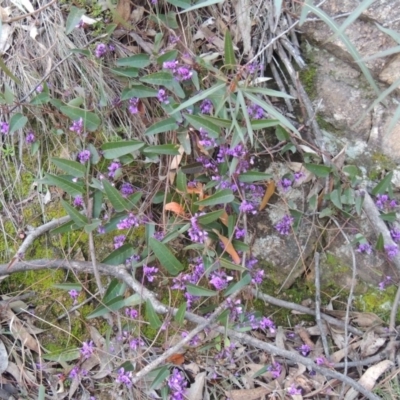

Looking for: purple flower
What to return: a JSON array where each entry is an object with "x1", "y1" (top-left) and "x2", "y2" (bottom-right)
[
  {"x1": 68, "y1": 289, "x2": 79, "y2": 305},
  {"x1": 169, "y1": 35, "x2": 180, "y2": 44},
  {"x1": 116, "y1": 367, "x2": 132, "y2": 387},
  {"x1": 198, "y1": 127, "x2": 217, "y2": 148},
  {"x1": 153, "y1": 231, "x2": 165, "y2": 240},
  {"x1": 268, "y1": 362, "x2": 282, "y2": 379},
  {"x1": 188, "y1": 213, "x2": 208, "y2": 243},
  {"x1": 181, "y1": 331, "x2": 201, "y2": 347},
  {"x1": 294, "y1": 171, "x2": 305, "y2": 181},
  {"x1": 391, "y1": 229, "x2": 400, "y2": 242},
  {"x1": 80, "y1": 341, "x2": 95, "y2": 359},
  {"x1": 0, "y1": 121, "x2": 9, "y2": 134},
  {"x1": 315, "y1": 356, "x2": 326, "y2": 365},
  {"x1": 26, "y1": 131, "x2": 36, "y2": 144},
  {"x1": 384, "y1": 244, "x2": 398, "y2": 260},
  {"x1": 70, "y1": 118, "x2": 83, "y2": 134},
  {"x1": 167, "y1": 368, "x2": 187, "y2": 400},
  {"x1": 143, "y1": 265, "x2": 158, "y2": 282},
  {"x1": 69, "y1": 366, "x2": 80, "y2": 379},
  {"x1": 117, "y1": 213, "x2": 140, "y2": 230},
  {"x1": 247, "y1": 103, "x2": 264, "y2": 119},
  {"x1": 129, "y1": 337, "x2": 144, "y2": 350},
  {"x1": 239, "y1": 200, "x2": 257, "y2": 215},
  {"x1": 175, "y1": 66, "x2": 192, "y2": 81},
  {"x1": 73, "y1": 195, "x2": 84, "y2": 208},
  {"x1": 128, "y1": 97, "x2": 139, "y2": 114},
  {"x1": 378, "y1": 275, "x2": 392, "y2": 290},
  {"x1": 200, "y1": 99, "x2": 213, "y2": 114},
  {"x1": 209, "y1": 270, "x2": 232, "y2": 290},
  {"x1": 287, "y1": 384, "x2": 302, "y2": 395},
  {"x1": 108, "y1": 44, "x2": 115, "y2": 52},
  {"x1": 78, "y1": 150, "x2": 91, "y2": 164},
  {"x1": 36, "y1": 84, "x2": 43, "y2": 93},
  {"x1": 251, "y1": 269, "x2": 265, "y2": 285},
  {"x1": 235, "y1": 228, "x2": 246, "y2": 240},
  {"x1": 125, "y1": 308, "x2": 138, "y2": 319},
  {"x1": 279, "y1": 178, "x2": 292, "y2": 192},
  {"x1": 275, "y1": 214, "x2": 294, "y2": 235},
  {"x1": 94, "y1": 43, "x2": 108, "y2": 58},
  {"x1": 157, "y1": 88, "x2": 169, "y2": 104},
  {"x1": 120, "y1": 182, "x2": 134, "y2": 197},
  {"x1": 246, "y1": 62, "x2": 260, "y2": 74},
  {"x1": 163, "y1": 60, "x2": 178, "y2": 71},
  {"x1": 298, "y1": 344, "x2": 311, "y2": 356},
  {"x1": 226, "y1": 298, "x2": 243, "y2": 320},
  {"x1": 259, "y1": 317, "x2": 276, "y2": 334},
  {"x1": 356, "y1": 242, "x2": 372, "y2": 254},
  {"x1": 113, "y1": 235, "x2": 126, "y2": 249},
  {"x1": 108, "y1": 161, "x2": 121, "y2": 179}
]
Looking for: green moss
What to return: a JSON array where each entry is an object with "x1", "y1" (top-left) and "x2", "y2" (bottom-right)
[
  {"x1": 299, "y1": 64, "x2": 318, "y2": 100},
  {"x1": 368, "y1": 152, "x2": 397, "y2": 180}
]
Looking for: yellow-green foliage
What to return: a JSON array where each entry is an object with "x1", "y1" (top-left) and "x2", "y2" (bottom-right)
[
  {"x1": 369, "y1": 152, "x2": 397, "y2": 181},
  {"x1": 299, "y1": 64, "x2": 318, "y2": 100}
]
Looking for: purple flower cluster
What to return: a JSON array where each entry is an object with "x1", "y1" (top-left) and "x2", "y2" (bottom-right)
[
  {"x1": 198, "y1": 127, "x2": 217, "y2": 148},
  {"x1": 120, "y1": 182, "x2": 134, "y2": 197},
  {"x1": 378, "y1": 275, "x2": 392, "y2": 290},
  {"x1": 163, "y1": 60, "x2": 193, "y2": 81},
  {"x1": 235, "y1": 227, "x2": 246, "y2": 239},
  {"x1": 129, "y1": 337, "x2": 145, "y2": 350},
  {"x1": 384, "y1": 244, "x2": 398, "y2": 260},
  {"x1": 375, "y1": 194, "x2": 397, "y2": 210},
  {"x1": 78, "y1": 150, "x2": 91, "y2": 164},
  {"x1": 108, "y1": 161, "x2": 121, "y2": 179},
  {"x1": 0, "y1": 121, "x2": 9, "y2": 134},
  {"x1": 80, "y1": 341, "x2": 95, "y2": 359},
  {"x1": 143, "y1": 265, "x2": 158, "y2": 282},
  {"x1": 247, "y1": 103, "x2": 264, "y2": 119},
  {"x1": 209, "y1": 270, "x2": 233, "y2": 290},
  {"x1": 181, "y1": 331, "x2": 201, "y2": 347},
  {"x1": 226, "y1": 298, "x2": 243, "y2": 320},
  {"x1": 128, "y1": 97, "x2": 139, "y2": 114},
  {"x1": 188, "y1": 213, "x2": 208, "y2": 243},
  {"x1": 275, "y1": 214, "x2": 294, "y2": 235},
  {"x1": 245, "y1": 314, "x2": 276, "y2": 333},
  {"x1": 167, "y1": 368, "x2": 187, "y2": 400},
  {"x1": 279, "y1": 178, "x2": 292, "y2": 192},
  {"x1": 390, "y1": 228, "x2": 400, "y2": 242},
  {"x1": 94, "y1": 43, "x2": 108, "y2": 58},
  {"x1": 246, "y1": 62, "x2": 260, "y2": 74},
  {"x1": 239, "y1": 199, "x2": 257, "y2": 215},
  {"x1": 216, "y1": 343, "x2": 236, "y2": 364},
  {"x1": 26, "y1": 131, "x2": 36, "y2": 144},
  {"x1": 113, "y1": 235, "x2": 126, "y2": 249},
  {"x1": 116, "y1": 367, "x2": 132, "y2": 387},
  {"x1": 68, "y1": 289, "x2": 79, "y2": 304},
  {"x1": 125, "y1": 307, "x2": 138, "y2": 319},
  {"x1": 200, "y1": 99, "x2": 213, "y2": 114},
  {"x1": 287, "y1": 385, "x2": 302, "y2": 395},
  {"x1": 117, "y1": 213, "x2": 140, "y2": 230},
  {"x1": 268, "y1": 362, "x2": 282, "y2": 379},
  {"x1": 357, "y1": 242, "x2": 372, "y2": 255},
  {"x1": 70, "y1": 118, "x2": 84, "y2": 134},
  {"x1": 298, "y1": 343, "x2": 311, "y2": 356},
  {"x1": 157, "y1": 88, "x2": 169, "y2": 104},
  {"x1": 73, "y1": 195, "x2": 84, "y2": 208}
]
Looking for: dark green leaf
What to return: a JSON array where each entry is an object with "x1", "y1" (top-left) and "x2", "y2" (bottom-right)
[
  {"x1": 200, "y1": 115, "x2": 231, "y2": 128},
  {"x1": 372, "y1": 171, "x2": 393, "y2": 196},
  {"x1": 157, "y1": 50, "x2": 179, "y2": 65},
  {"x1": 224, "y1": 272, "x2": 251, "y2": 296},
  {"x1": 379, "y1": 212, "x2": 397, "y2": 222},
  {"x1": 184, "y1": 114, "x2": 220, "y2": 138},
  {"x1": 140, "y1": 72, "x2": 174, "y2": 86},
  {"x1": 103, "y1": 278, "x2": 126, "y2": 303},
  {"x1": 343, "y1": 165, "x2": 360, "y2": 178},
  {"x1": 219, "y1": 258, "x2": 246, "y2": 272},
  {"x1": 60, "y1": 106, "x2": 101, "y2": 131},
  {"x1": 102, "y1": 243, "x2": 136, "y2": 265},
  {"x1": 146, "y1": 299, "x2": 162, "y2": 329},
  {"x1": 186, "y1": 283, "x2": 218, "y2": 296},
  {"x1": 51, "y1": 158, "x2": 86, "y2": 178},
  {"x1": 142, "y1": 144, "x2": 180, "y2": 156},
  {"x1": 330, "y1": 189, "x2": 342, "y2": 210},
  {"x1": 101, "y1": 140, "x2": 145, "y2": 159},
  {"x1": 65, "y1": 6, "x2": 85, "y2": 34},
  {"x1": 176, "y1": 169, "x2": 187, "y2": 192},
  {"x1": 197, "y1": 210, "x2": 225, "y2": 225},
  {"x1": 43, "y1": 174, "x2": 84, "y2": 196},
  {"x1": 84, "y1": 220, "x2": 102, "y2": 233},
  {"x1": 145, "y1": 118, "x2": 178, "y2": 135},
  {"x1": 50, "y1": 220, "x2": 75, "y2": 235},
  {"x1": 305, "y1": 163, "x2": 332, "y2": 178},
  {"x1": 238, "y1": 171, "x2": 272, "y2": 183},
  {"x1": 195, "y1": 189, "x2": 234, "y2": 206},
  {"x1": 376, "y1": 233, "x2": 384, "y2": 251},
  {"x1": 166, "y1": 0, "x2": 191, "y2": 8},
  {"x1": 61, "y1": 199, "x2": 88, "y2": 227},
  {"x1": 150, "y1": 366, "x2": 170, "y2": 390},
  {"x1": 355, "y1": 194, "x2": 364, "y2": 216},
  {"x1": 149, "y1": 237, "x2": 184, "y2": 275},
  {"x1": 224, "y1": 30, "x2": 236, "y2": 69},
  {"x1": 174, "y1": 302, "x2": 187, "y2": 325},
  {"x1": 275, "y1": 125, "x2": 291, "y2": 140},
  {"x1": 30, "y1": 92, "x2": 50, "y2": 105},
  {"x1": 103, "y1": 180, "x2": 129, "y2": 212},
  {"x1": 9, "y1": 113, "x2": 28, "y2": 134},
  {"x1": 249, "y1": 119, "x2": 280, "y2": 130},
  {"x1": 43, "y1": 348, "x2": 80, "y2": 362},
  {"x1": 0, "y1": 56, "x2": 21, "y2": 84},
  {"x1": 87, "y1": 294, "x2": 141, "y2": 319},
  {"x1": 110, "y1": 67, "x2": 139, "y2": 78},
  {"x1": 121, "y1": 85, "x2": 157, "y2": 100},
  {"x1": 116, "y1": 54, "x2": 151, "y2": 68},
  {"x1": 151, "y1": 12, "x2": 179, "y2": 29}
]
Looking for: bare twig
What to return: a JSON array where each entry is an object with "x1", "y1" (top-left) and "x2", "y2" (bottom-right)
[
  {"x1": 314, "y1": 252, "x2": 330, "y2": 358},
  {"x1": 4, "y1": 0, "x2": 57, "y2": 23}
]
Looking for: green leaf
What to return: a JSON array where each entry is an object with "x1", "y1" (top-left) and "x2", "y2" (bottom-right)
[
  {"x1": 219, "y1": 258, "x2": 246, "y2": 272},
  {"x1": 87, "y1": 294, "x2": 142, "y2": 319},
  {"x1": 140, "y1": 72, "x2": 174, "y2": 86},
  {"x1": 121, "y1": 85, "x2": 157, "y2": 100},
  {"x1": 142, "y1": 144, "x2": 181, "y2": 156},
  {"x1": 195, "y1": 189, "x2": 234, "y2": 206},
  {"x1": 197, "y1": 210, "x2": 225, "y2": 225},
  {"x1": 9, "y1": 113, "x2": 28, "y2": 134},
  {"x1": 166, "y1": 0, "x2": 191, "y2": 8},
  {"x1": 372, "y1": 171, "x2": 393, "y2": 196},
  {"x1": 342, "y1": 165, "x2": 360, "y2": 178},
  {"x1": 102, "y1": 243, "x2": 136, "y2": 265},
  {"x1": 330, "y1": 189, "x2": 342, "y2": 210},
  {"x1": 3, "y1": 83, "x2": 14, "y2": 105},
  {"x1": 146, "y1": 299, "x2": 162, "y2": 329},
  {"x1": 103, "y1": 278, "x2": 126, "y2": 303},
  {"x1": 238, "y1": 171, "x2": 272, "y2": 183},
  {"x1": 101, "y1": 140, "x2": 145, "y2": 159},
  {"x1": 186, "y1": 283, "x2": 218, "y2": 296},
  {"x1": 305, "y1": 163, "x2": 332, "y2": 178},
  {"x1": 0, "y1": 56, "x2": 21, "y2": 84},
  {"x1": 30, "y1": 92, "x2": 50, "y2": 105},
  {"x1": 157, "y1": 50, "x2": 179, "y2": 65},
  {"x1": 224, "y1": 30, "x2": 236, "y2": 70},
  {"x1": 176, "y1": 169, "x2": 187, "y2": 192},
  {"x1": 319, "y1": 207, "x2": 333, "y2": 218},
  {"x1": 200, "y1": 115, "x2": 232, "y2": 128},
  {"x1": 145, "y1": 118, "x2": 179, "y2": 135},
  {"x1": 224, "y1": 272, "x2": 252, "y2": 296},
  {"x1": 355, "y1": 195, "x2": 364, "y2": 216},
  {"x1": 53, "y1": 283, "x2": 82, "y2": 291},
  {"x1": 379, "y1": 212, "x2": 397, "y2": 222},
  {"x1": 154, "y1": 12, "x2": 179, "y2": 29},
  {"x1": 50, "y1": 220, "x2": 75, "y2": 235},
  {"x1": 150, "y1": 366, "x2": 170, "y2": 390},
  {"x1": 149, "y1": 237, "x2": 184, "y2": 275},
  {"x1": 51, "y1": 158, "x2": 86, "y2": 178},
  {"x1": 43, "y1": 348, "x2": 80, "y2": 362},
  {"x1": 237, "y1": 89, "x2": 253, "y2": 145},
  {"x1": 110, "y1": 67, "x2": 139, "y2": 78},
  {"x1": 170, "y1": 83, "x2": 226, "y2": 114},
  {"x1": 375, "y1": 233, "x2": 384, "y2": 251},
  {"x1": 61, "y1": 199, "x2": 88, "y2": 227},
  {"x1": 43, "y1": 174, "x2": 84, "y2": 196},
  {"x1": 243, "y1": 87, "x2": 294, "y2": 99},
  {"x1": 102, "y1": 180, "x2": 129, "y2": 212},
  {"x1": 174, "y1": 302, "x2": 187, "y2": 325},
  {"x1": 116, "y1": 54, "x2": 151, "y2": 68},
  {"x1": 179, "y1": 0, "x2": 224, "y2": 13},
  {"x1": 65, "y1": 6, "x2": 85, "y2": 34},
  {"x1": 249, "y1": 119, "x2": 280, "y2": 130},
  {"x1": 84, "y1": 220, "x2": 102, "y2": 233},
  {"x1": 60, "y1": 106, "x2": 101, "y2": 131},
  {"x1": 184, "y1": 114, "x2": 220, "y2": 138}
]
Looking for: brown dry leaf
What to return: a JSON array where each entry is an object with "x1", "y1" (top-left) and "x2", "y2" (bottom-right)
[
  {"x1": 169, "y1": 145, "x2": 185, "y2": 185},
  {"x1": 344, "y1": 360, "x2": 393, "y2": 400},
  {"x1": 114, "y1": 0, "x2": 131, "y2": 24},
  {"x1": 295, "y1": 326, "x2": 315, "y2": 349},
  {"x1": 226, "y1": 387, "x2": 269, "y2": 400},
  {"x1": 165, "y1": 202, "x2": 185, "y2": 216},
  {"x1": 187, "y1": 183, "x2": 204, "y2": 195},
  {"x1": 7, "y1": 309, "x2": 40, "y2": 353},
  {"x1": 219, "y1": 210, "x2": 229, "y2": 227},
  {"x1": 166, "y1": 353, "x2": 185, "y2": 365},
  {"x1": 130, "y1": 6, "x2": 144, "y2": 23},
  {"x1": 360, "y1": 331, "x2": 385, "y2": 357},
  {"x1": 213, "y1": 230, "x2": 241, "y2": 264},
  {"x1": 352, "y1": 312, "x2": 384, "y2": 327},
  {"x1": 0, "y1": 6, "x2": 10, "y2": 21},
  {"x1": 259, "y1": 180, "x2": 275, "y2": 211},
  {"x1": 233, "y1": 0, "x2": 252, "y2": 55}
]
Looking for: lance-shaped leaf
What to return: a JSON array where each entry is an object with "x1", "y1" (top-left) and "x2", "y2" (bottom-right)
[
  {"x1": 145, "y1": 118, "x2": 178, "y2": 135},
  {"x1": 61, "y1": 199, "x2": 88, "y2": 227},
  {"x1": 102, "y1": 243, "x2": 136, "y2": 265},
  {"x1": 101, "y1": 140, "x2": 145, "y2": 159},
  {"x1": 60, "y1": 106, "x2": 101, "y2": 131},
  {"x1": 102, "y1": 180, "x2": 129, "y2": 212},
  {"x1": 146, "y1": 299, "x2": 162, "y2": 329},
  {"x1": 9, "y1": 113, "x2": 28, "y2": 134},
  {"x1": 184, "y1": 114, "x2": 220, "y2": 138},
  {"x1": 195, "y1": 189, "x2": 234, "y2": 206},
  {"x1": 140, "y1": 71, "x2": 174, "y2": 86},
  {"x1": 51, "y1": 158, "x2": 86, "y2": 178},
  {"x1": 121, "y1": 85, "x2": 157, "y2": 100},
  {"x1": 116, "y1": 54, "x2": 151, "y2": 68},
  {"x1": 224, "y1": 272, "x2": 252, "y2": 296},
  {"x1": 86, "y1": 294, "x2": 142, "y2": 319},
  {"x1": 42, "y1": 174, "x2": 84, "y2": 197},
  {"x1": 149, "y1": 237, "x2": 184, "y2": 275},
  {"x1": 186, "y1": 283, "x2": 218, "y2": 297}
]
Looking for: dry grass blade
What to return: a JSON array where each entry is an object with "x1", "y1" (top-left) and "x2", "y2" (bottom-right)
[
  {"x1": 259, "y1": 180, "x2": 275, "y2": 211},
  {"x1": 213, "y1": 230, "x2": 241, "y2": 264},
  {"x1": 165, "y1": 202, "x2": 185, "y2": 216}
]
